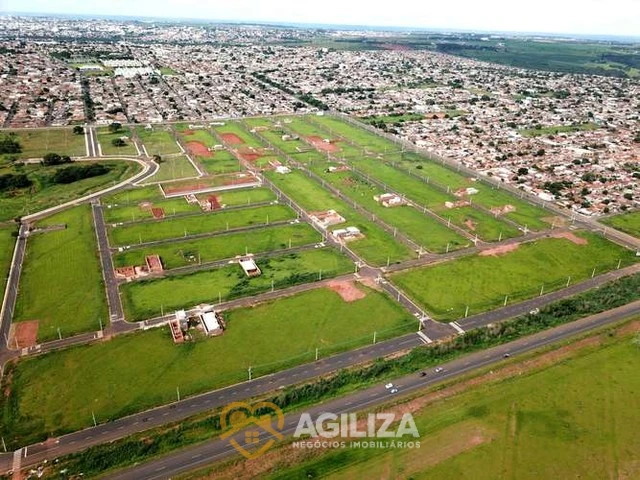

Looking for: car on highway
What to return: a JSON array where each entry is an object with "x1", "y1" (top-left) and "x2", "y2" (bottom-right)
[
  {"x1": 503, "y1": 353, "x2": 511, "y2": 358},
  {"x1": 419, "y1": 371, "x2": 427, "y2": 377},
  {"x1": 434, "y1": 367, "x2": 444, "y2": 373},
  {"x1": 389, "y1": 388, "x2": 398, "y2": 394},
  {"x1": 385, "y1": 383, "x2": 394, "y2": 389}
]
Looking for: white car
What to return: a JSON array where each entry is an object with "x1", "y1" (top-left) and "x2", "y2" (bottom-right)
[
  {"x1": 435, "y1": 367, "x2": 444, "y2": 373},
  {"x1": 385, "y1": 383, "x2": 394, "y2": 389},
  {"x1": 390, "y1": 388, "x2": 398, "y2": 394}
]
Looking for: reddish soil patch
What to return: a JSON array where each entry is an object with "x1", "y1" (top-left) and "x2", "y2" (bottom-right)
[
  {"x1": 327, "y1": 281, "x2": 366, "y2": 302},
  {"x1": 221, "y1": 133, "x2": 244, "y2": 145},
  {"x1": 479, "y1": 243, "x2": 520, "y2": 257},
  {"x1": 239, "y1": 152, "x2": 262, "y2": 162},
  {"x1": 550, "y1": 231, "x2": 588, "y2": 245},
  {"x1": 10, "y1": 320, "x2": 38, "y2": 349},
  {"x1": 151, "y1": 208, "x2": 165, "y2": 219},
  {"x1": 464, "y1": 219, "x2": 477, "y2": 231},
  {"x1": 163, "y1": 183, "x2": 210, "y2": 196},
  {"x1": 223, "y1": 176, "x2": 257, "y2": 186},
  {"x1": 307, "y1": 135, "x2": 340, "y2": 153},
  {"x1": 186, "y1": 141, "x2": 212, "y2": 158},
  {"x1": 183, "y1": 129, "x2": 195, "y2": 136}
]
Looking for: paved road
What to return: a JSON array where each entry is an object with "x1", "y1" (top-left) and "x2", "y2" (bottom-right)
[
  {"x1": 92, "y1": 201, "x2": 124, "y2": 322},
  {"x1": 0, "y1": 224, "x2": 27, "y2": 356},
  {"x1": 108, "y1": 299, "x2": 640, "y2": 480}
]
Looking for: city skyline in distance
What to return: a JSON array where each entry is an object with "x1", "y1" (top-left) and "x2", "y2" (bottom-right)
[{"x1": 2, "y1": 0, "x2": 640, "y2": 38}]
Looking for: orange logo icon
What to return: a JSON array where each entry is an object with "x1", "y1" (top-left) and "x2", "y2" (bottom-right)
[{"x1": 220, "y1": 401, "x2": 285, "y2": 459}]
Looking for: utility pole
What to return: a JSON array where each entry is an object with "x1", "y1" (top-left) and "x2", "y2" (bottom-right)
[
  {"x1": 176, "y1": 386, "x2": 181, "y2": 401},
  {"x1": 92, "y1": 411, "x2": 97, "y2": 427},
  {"x1": 248, "y1": 366, "x2": 252, "y2": 381}
]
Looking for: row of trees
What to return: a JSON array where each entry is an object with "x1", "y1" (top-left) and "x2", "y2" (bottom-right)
[
  {"x1": 52, "y1": 164, "x2": 110, "y2": 184},
  {"x1": 0, "y1": 173, "x2": 32, "y2": 192}
]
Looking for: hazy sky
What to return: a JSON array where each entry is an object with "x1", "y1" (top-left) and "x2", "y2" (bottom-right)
[{"x1": 1, "y1": 0, "x2": 639, "y2": 36}]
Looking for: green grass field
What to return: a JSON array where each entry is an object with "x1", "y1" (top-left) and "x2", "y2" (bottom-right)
[
  {"x1": 520, "y1": 123, "x2": 598, "y2": 137},
  {"x1": 108, "y1": 204, "x2": 296, "y2": 246},
  {"x1": 143, "y1": 155, "x2": 198, "y2": 183},
  {"x1": 265, "y1": 169, "x2": 414, "y2": 265},
  {"x1": 214, "y1": 122, "x2": 264, "y2": 148},
  {"x1": 308, "y1": 164, "x2": 469, "y2": 252},
  {"x1": 178, "y1": 128, "x2": 217, "y2": 147},
  {"x1": 103, "y1": 197, "x2": 202, "y2": 224},
  {"x1": 432, "y1": 205, "x2": 521, "y2": 242},
  {"x1": 0, "y1": 128, "x2": 87, "y2": 160},
  {"x1": 601, "y1": 211, "x2": 640, "y2": 239},
  {"x1": 135, "y1": 126, "x2": 181, "y2": 156},
  {"x1": 392, "y1": 232, "x2": 637, "y2": 320},
  {"x1": 262, "y1": 328, "x2": 640, "y2": 479},
  {"x1": 13, "y1": 206, "x2": 108, "y2": 341},
  {"x1": 306, "y1": 116, "x2": 549, "y2": 229},
  {"x1": 1, "y1": 285, "x2": 412, "y2": 445},
  {"x1": 102, "y1": 185, "x2": 165, "y2": 205},
  {"x1": 0, "y1": 160, "x2": 141, "y2": 222},
  {"x1": 0, "y1": 225, "x2": 17, "y2": 294},
  {"x1": 96, "y1": 126, "x2": 138, "y2": 156},
  {"x1": 113, "y1": 223, "x2": 321, "y2": 269},
  {"x1": 198, "y1": 150, "x2": 241, "y2": 175},
  {"x1": 120, "y1": 248, "x2": 354, "y2": 320}
]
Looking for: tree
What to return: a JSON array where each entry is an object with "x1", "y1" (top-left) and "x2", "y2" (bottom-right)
[
  {"x1": 517, "y1": 167, "x2": 529, "y2": 176},
  {"x1": 0, "y1": 133, "x2": 22, "y2": 154},
  {"x1": 73, "y1": 125, "x2": 84, "y2": 135},
  {"x1": 111, "y1": 138, "x2": 126, "y2": 148},
  {"x1": 108, "y1": 122, "x2": 122, "y2": 133}
]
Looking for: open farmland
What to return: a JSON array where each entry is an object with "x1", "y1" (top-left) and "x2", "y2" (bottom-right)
[
  {"x1": 1, "y1": 285, "x2": 411, "y2": 445},
  {"x1": 13, "y1": 205, "x2": 107, "y2": 341},
  {"x1": 107, "y1": 204, "x2": 296, "y2": 246},
  {"x1": 120, "y1": 247, "x2": 353, "y2": 320},
  {"x1": 392, "y1": 232, "x2": 638, "y2": 320}
]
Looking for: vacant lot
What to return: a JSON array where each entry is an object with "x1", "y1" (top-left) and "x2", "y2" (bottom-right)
[
  {"x1": 143, "y1": 155, "x2": 198, "y2": 183},
  {"x1": 0, "y1": 160, "x2": 140, "y2": 222},
  {"x1": 214, "y1": 122, "x2": 264, "y2": 148},
  {"x1": 96, "y1": 126, "x2": 138, "y2": 156},
  {"x1": 0, "y1": 128, "x2": 86, "y2": 160},
  {"x1": 108, "y1": 204, "x2": 295, "y2": 246},
  {"x1": 120, "y1": 248, "x2": 353, "y2": 320},
  {"x1": 136, "y1": 126, "x2": 181, "y2": 156},
  {"x1": 1, "y1": 285, "x2": 412, "y2": 445},
  {"x1": 13, "y1": 205, "x2": 107, "y2": 341},
  {"x1": 261, "y1": 328, "x2": 640, "y2": 480},
  {"x1": 601, "y1": 210, "x2": 640, "y2": 239},
  {"x1": 265, "y1": 169, "x2": 414, "y2": 265},
  {"x1": 309, "y1": 165, "x2": 469, "y2": 252},
  {"x1": 113, "y1": 223, "x2": 321, "y2": 269},
  {"x1": 392, "y1": 232, "x2": 637, "y2": 320},
  {"x1": 198, "y1": 150, "x2": 241, "y2": 175}
]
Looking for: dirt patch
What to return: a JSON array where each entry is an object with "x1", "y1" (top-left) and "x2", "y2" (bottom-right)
[
  {"x1": 221, "y1": 133, "x2": 244, "y2": 145},
  {"x1": 10, "y1": 320, "x2": 39, "y2": 349},
  {"x1": 223, "y1": 176, "x2": 257, "y2": 186},
  {"x1": 550, "y1": 231, "x2": 588, "y2": 245},
  {"x1": 239, "y1": 152, "x2": 262, "y2": 162},
  {"x1": 464, "y1": 219, "x2": 476, "y2": 231},
  {"x1": 183, "y1": 129, "x2": 195, "y2": 136},
  {"x1": 186, "y1": 141, "x2": 212, "y2": 158},
  {"x1": 358, "y1": 276, "x2": 383, "y2": 292},
  {"x1": 479, "y1": 243, "x2": 520, "y2": 257},
  {"x1": 327, "y1": 281, "x2": 366, "y2": 302},
  {"x1": 151, "y1": 208, "x2": 165, "y2": 219},
  {"x1": 162, "y1": 183, "x2": 210, "y2": 196},
  {"x1": 307, "y1": 135, "x2": 340, "y2": 153},
  {"x1": 543, "y1": 216, "x2": 566, "y2": 227}
]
